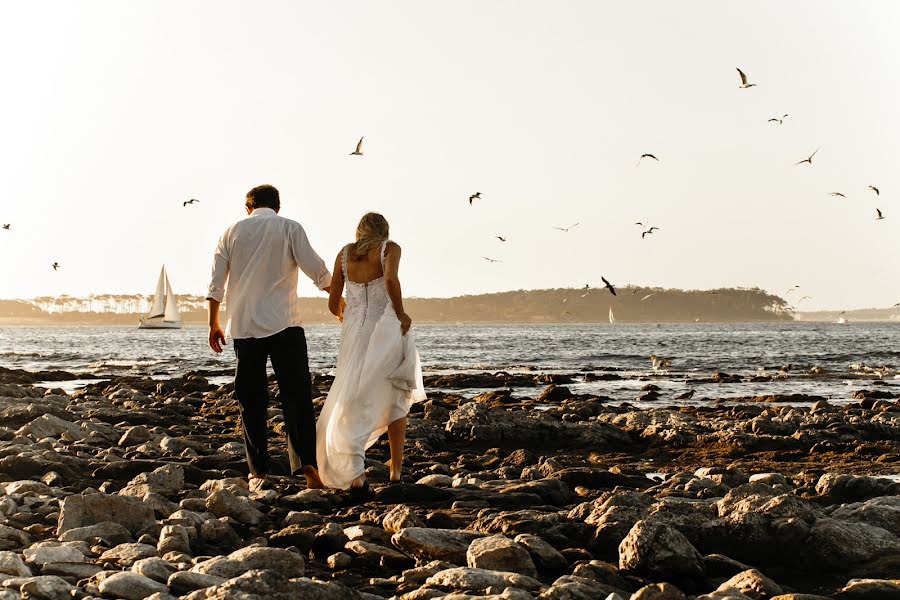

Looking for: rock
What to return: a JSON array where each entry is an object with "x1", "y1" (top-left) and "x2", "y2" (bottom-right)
[
  {"x1": 618, "y1": 520, "x2": 704, "y2": 581},
  {"x1": 833, "y1": 578, "x2": 900, "y2": 599},
  {"x1": 13, "y1": 575, "x2": 78, "y2": 600},
  {"x1": 312, "y1": 523, "x2": 350, "y2": 558},
  {"x1": 327, "y1": 552, "x2": 352, "y2": 570},
  {"x1": 281, "y1": 488, "x2": 330, "y2": 510},
  {"x1": 514, "y1": 533, "x2": 567, "y2": 572},
  {"x1": 392, "y1": 528, "x2": 484, "y2": 564},
  {"x1": 346, "y1": 540, "x2": 414, "y2": 567},
  {"x1": 120, "y1": 464, "x2": 185, "y2": 497},
  {"x1": 184, "y1": 569, "x2": 358, "y2": 599},
  {"x1": 15, "y1": 414, "x2": 84, "y2": 440},
  {"x1": 831, "y1": 496, "x2": 900, "y2": 537},
  {"x1": 99, "y1": 543, "x2": 159, "y2": 567},
  {"x1": 157, "y1": 525, "x2": 191, "y2": 555},
  {"x1": 717, "y1": 569, "x2": 783, "y2": 599},
  {"x1": 227, "y1": 546, "x2": 306, "y2": 577},
  {"x1": 199, "y1": 518, "x2": 242, "y2": 550},
  {"x1": 539, "y1": 575, "x2": 626, "y2": 599},
  {"x1": 269, "y1": 525, "x2": 316, "y2": 551},
  {"x1": 0, "y1": 551, "x2": 31, "y2": 577},
  {"x1": 382, "y1": 504, "x2": 426, "y2": 533},
  {"x1": 0, "y1": 524, "x2": 31, "y2": 550},
  {"x1": 59, "y1": 521, "x2": 134, "y2": 546},
  {"x1": 133, "y1": 557, "x2": 179, "y2": 583},
  {"x1": 631, "y1": 583, "x2": 687, "y2": 600},
  {"x1": 23, "y1": 543, "x2": 86, "y2": 566},
  {"x1": 58, "y1": 493, "x2": 155, "y2": 537},
  {"x1": 801, "y1": 518, "x2": 900, "y2": 571},
  {"x1": 119, "y1": 425, "x2": 154, "y2": 447},
  {"x1": 416, "y1": 474, "x2": 454, "y2": 487},
  {"x1": 425, "y1": 567, "x2": 544, "y2": 593},
  {"x1": 206, "y1": 489, "x2": 264, "y2": 525},
  {"x1": 168, "y1": 571, "x2": 227, "y2": 595},
  {"x1": 99, "y1": 571, "x2": 170, "y2": 599},
  {"x1": 467, "y1": 534, "x2": 537, "y2": 577}
]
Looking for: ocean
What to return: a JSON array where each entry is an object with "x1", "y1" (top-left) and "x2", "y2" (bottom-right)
[{"x1": 1, "y1": 323, "x2": 898, "y2": 405}]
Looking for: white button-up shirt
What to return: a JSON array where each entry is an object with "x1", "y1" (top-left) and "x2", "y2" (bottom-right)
[{"x1": 207, "y1": 208, "x2": 332, "y2": 339}]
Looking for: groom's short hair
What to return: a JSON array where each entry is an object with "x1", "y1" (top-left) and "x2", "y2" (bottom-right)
[{"x1": 246, "y1": 184, "x2": 281, "y2": 212}]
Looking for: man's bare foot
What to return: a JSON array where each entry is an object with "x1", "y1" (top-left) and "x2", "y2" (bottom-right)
[
  {"x1": 249, "y1": 475, "x2": 269, "y2": 494},
  {"x1": 302, "y1": 465, "x2": 325, "y2": 489}
]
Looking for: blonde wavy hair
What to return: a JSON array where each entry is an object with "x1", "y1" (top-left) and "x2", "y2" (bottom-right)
[{"x1": 349, "y1": 212, "x2": 389, "y2": 259}]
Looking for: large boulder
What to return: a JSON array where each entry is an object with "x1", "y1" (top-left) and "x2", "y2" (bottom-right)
[
  {"x1": 15, "y1": 414, "x2": 84, "y2": 440},
  {"x1": 97, "y1": 572, "x2": 169, "y2": 600},
  {"x1": 392, "y1": 528, "x2": 484, "y2": 564},
  {"x1": 424, "y1": 567, "x2": 544, "y2": 593},
  {"x1": 619, "y1": 520, "x2": 704, "y2": 581},
  {"x1": 184, "y1": 569, "x2": 358, "y2": 600},
  {"x1": 58, "y1": 494, "x2": 155, "y2": 537},
  {"x1": 467, "y1": 534, "x2": 537, "y2": 577}
]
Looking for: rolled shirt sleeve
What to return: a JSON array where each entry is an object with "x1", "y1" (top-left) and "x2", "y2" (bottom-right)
[
  {"x1": 291, "y1": 223, "x2": 332, "y2": 290},
  {"x1": 206, "y1": 231, "x2": 230, "y2": 302}
]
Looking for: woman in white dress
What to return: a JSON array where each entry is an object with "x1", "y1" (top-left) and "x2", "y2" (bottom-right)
[{"x1": 317, "y1": 212, "x2": 426, "y2": 493}]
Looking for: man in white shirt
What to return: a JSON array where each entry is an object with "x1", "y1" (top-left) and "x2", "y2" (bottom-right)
[{"x1": 207, "y1": 184, "x2": 334, "y2": 491}]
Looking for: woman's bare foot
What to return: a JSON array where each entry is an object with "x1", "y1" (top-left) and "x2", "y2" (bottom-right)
[{"x1": 302, "y1": 465, "x2": 325, "y2": 490}]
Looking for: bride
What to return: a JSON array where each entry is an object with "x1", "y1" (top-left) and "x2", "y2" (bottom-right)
[{"x1": 316, "y1": 212, "x2": 426, "y2": 493}]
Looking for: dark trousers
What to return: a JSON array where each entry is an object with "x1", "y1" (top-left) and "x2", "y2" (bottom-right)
[{"x1": 233, "y1": 327, "x2": 316, "y2": 476}]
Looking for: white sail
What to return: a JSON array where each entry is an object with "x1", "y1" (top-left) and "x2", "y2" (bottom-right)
[
  {"x1": 148, "y1": 267, "x2": 166, "y2": 318},
  {"x1": 163, "y1": 274, "x2": 182, "y2": 323},
  {"x1": 609, "y1": 307, "x2": 615, "y2": 323}
]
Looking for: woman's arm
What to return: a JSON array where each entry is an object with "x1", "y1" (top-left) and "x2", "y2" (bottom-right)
[
  {"x1": 328, "y1": 251, "x2": 345, "y2": 320},
  {"x1": 383, "y1": 242, "x2": 411, "y2": 334}
]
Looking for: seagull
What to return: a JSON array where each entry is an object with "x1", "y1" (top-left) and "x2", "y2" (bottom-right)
[
  {"x1": 495, "y1": 236, "x2": 507, "y2": 242},
  {"x1": 768, "y1": 114, "x2": 788, "y2": 125},
  {"x1": 482, "y1": 256, "x2": 502, "y2": 263},
  {"x1": 1, "y1": 224, "x2": 9, "y2": 230},
  {"x1": 737, "y1": 68, "x2": 756, "y2": 88},
  {"x1": 869, "y1": 185, "x2": 880, "y2": 196},
  {"x1": 636, "y1": 154, "x2": 659, "y2": 167},
  {"x1": 553, "y1": 223, "x2": 580, "y2": 232},
  {"x1": 641, "y1": 227, "x2": 659, "y2": 239},
  {"x1": 786, "y1": 285, "x2": 800, "y2": 294},
  {"x1": 349, "y1": 137, "x2": 364, "y2": 156},
  {"x1": 52, "y1": 262, "x2": 60, "y2": 271},
  {"x1": 799, "y1": 296, "x2": 812, "y2": 302},
  {"x1": 183, "y1": 199, "x2": 200, "y2": 206},
  {"x1": 650, "y1": 354, "x2": 672, "y2": 371},
  {"x1": 794, "y1": 148, "x2": 820, "y2": 166},
  {"x1": 829, "y1": 192, "x2": 847, "y2": 198},
  {"x1": 469, "y1": 192, "x2": 481, "y2": 205},
  {"x1": 641, "y1": 293, "x2": 655, "y2": 301},
  {"x1": 601, "y1": 276, "x2": 617, "y2": 296},
  {"x1": 634, "y1": 222, "x2": 645, "y2": 227},
  {"x1": 876, "y1": 208, "x2": 885, "y2": 220}
]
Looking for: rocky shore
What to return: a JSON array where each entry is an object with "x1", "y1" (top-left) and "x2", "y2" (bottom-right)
[{"x1": 0, "y1": 366, "x2": 898, "y2": 599}]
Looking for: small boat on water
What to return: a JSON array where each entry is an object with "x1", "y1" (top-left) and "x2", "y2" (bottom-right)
[
  {"x1": 835, "y1": 317, "x2": 847, "y2": 324},
  {"x1": 608, "y1": 307, "x2": 615, "y2": 324},
  {"x1": 139, "y1": 266, "x2": 183, "y2": 329}
]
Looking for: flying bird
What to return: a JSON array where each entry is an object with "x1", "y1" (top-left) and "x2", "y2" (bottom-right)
[
  {"x1": 786, "y1": 285, "x2": 800, "y2": 294},
  {"x1": 349, "y1": 137, "x2": 364, "y2": 156},
  {"x1": 799, "y1": 296, "x2": 812, "y2": 302},
  {"x1": 876, "y1": 208, "x2": 885, "y2": 220},
  {"x1": 641, "y1": 227, "x2": 659, "y2": 239},
  {"x1": 601, "y1": 276, "x2": 617, "y2": 296},
  {"x1": 482, "y1": 256, "x2": 502, "y2": 263},
  {"x1": 553, "y1": 223, "x2": 580, "y2": 232},
  {"x1": 641, "y1": 293, "x2": 655, "y2": 301},
  {"x1": 829, "y1": 192, "x2": 847, "y2": 198},
  {"x1": 469, "y1": 192, "x2": 481, "y2": 205},
  {"x1": 636, "y1": 154, "x2": 659, "y2": 167},
  {"x1": 634, "y1": 222, "x2": 645, "y2": 227},
  {"x1": 869, "y1": 185, "x2": 880, "y2": 196},
  {"x1": 495, "y1": 236, "x2": 507, "y2": 242},
  {"x1": 1, "y1": 224, "x2": 9, "y2": 230},
  {"x1": 768, "y1": 114, "x2": 788, "y2": 125},
  {"x1": 794, "y1": 148, "x2": 820, "y2": 166},
  {"x1": 737, "y1": 68, "x2": 756, "y2": 88},
  {"x1": 650, "y1": 354, "x2": 672, "y2": 371},
  {"x1": 52, "y1": 262, "x2": 60, "y2": 271},
  {"x1": 183, "y1": 199, "x2": 200, "y2": 206}
]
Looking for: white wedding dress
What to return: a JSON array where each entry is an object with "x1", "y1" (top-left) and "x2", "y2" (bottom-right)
[{"x1": 316, "y1": 241, "x2": 426, "y2": 489}]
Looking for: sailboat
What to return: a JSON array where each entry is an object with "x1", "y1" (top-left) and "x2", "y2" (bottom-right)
[
  {"x1": 139, "y1": 266, "x2": 183, "y2": 329},
  {"x1": 608, "y1": 307, "x2": 615, "y2": 324}
]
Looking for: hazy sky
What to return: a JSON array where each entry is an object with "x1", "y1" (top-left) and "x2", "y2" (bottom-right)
[{"x1": 0, "y1": 1, "x2": 897, "y2": 310}]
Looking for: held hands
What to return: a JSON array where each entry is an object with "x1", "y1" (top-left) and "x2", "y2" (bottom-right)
[
  {"x1": 399, "y1": 312, "x2": 412, "y2": 335},
  {"x1": 209, "y1": 325, "x2": 226, "y2": 353}
]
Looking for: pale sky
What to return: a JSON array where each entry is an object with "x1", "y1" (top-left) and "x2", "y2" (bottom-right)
[{"x1": 0, "y1": 1, "x2": 897, "y2": 310}]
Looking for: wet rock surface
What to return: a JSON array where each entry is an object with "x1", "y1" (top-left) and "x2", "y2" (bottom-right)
[{"x1": 0, "y1": 366, "x2": 895, "y2": 598}]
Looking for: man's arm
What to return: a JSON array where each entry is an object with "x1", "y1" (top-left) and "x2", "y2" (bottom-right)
[
  {"x1": 290, "y1": 224, "x2": 332, "y2": 291},
  {"x1": 208, "y1": 299, "x2": 225, "y2": 353},
  {"x1": 206, "y1": 232, "x2": 229, "y2": 352}
]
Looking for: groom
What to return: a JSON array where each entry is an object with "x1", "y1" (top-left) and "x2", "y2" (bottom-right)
[{"x1": 206, "y1": 184, "x2": 334, "y2": 491}]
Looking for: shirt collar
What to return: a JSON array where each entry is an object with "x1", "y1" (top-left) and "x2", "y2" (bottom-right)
[{"x1": 249, "y1": 207, "x2": 277, "y2": 218}]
